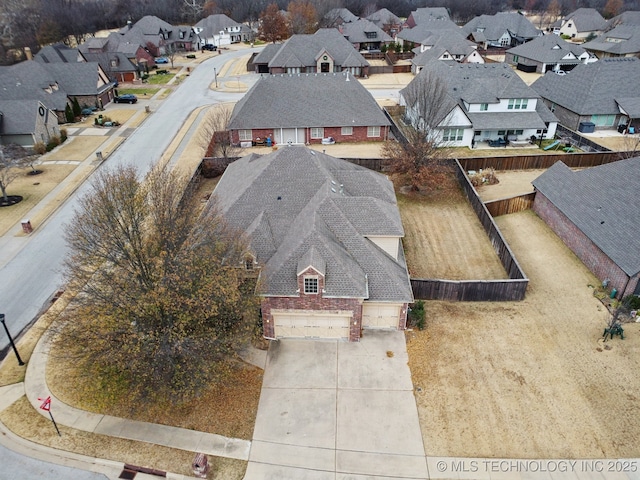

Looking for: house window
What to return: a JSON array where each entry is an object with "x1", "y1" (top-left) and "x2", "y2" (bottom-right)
[
  {"x1": 498, "y1": 130, "x2": 506, "y2": 136},
  {"x1": 513, "y1": 55, "x2": 519, "y2": 62},
  {"x1": 442, "y1": 128, "x2": 464, "y2": 142},
  {"x1": 367, "y1": 126, "x2": 381, "y2": 137},
  {"x1": 480, "y1": 103, "x2": 488, "y2": 111},
  {"x1": 304, "y1": 276, "x2": 318, "y2": 294},
  {"x1": 365, "y1": 31, "x2": 376, "y2": 39},
  {"x1": 508, "y1": 98, "x2": 528, "y2": 110},
  {"x1": 244, "y1": 255, "x2": 254, "y2": 270},
  {"x1": 341, "y1": 126, "x2": 353, "y2": 135},
  {"x1": 311, "y1": 127, "x2": 324, "y2": 139},
  {"x1": 239, "y1": 129, "x2": 252, "y2": 141},
  {"x1": 591, "y1": 114, "x2": 615, "y2": 127}
]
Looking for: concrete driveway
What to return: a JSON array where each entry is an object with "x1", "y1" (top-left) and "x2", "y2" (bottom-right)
[{"x1": 244, "y1": 331, "x2": 428, "y2": 479}]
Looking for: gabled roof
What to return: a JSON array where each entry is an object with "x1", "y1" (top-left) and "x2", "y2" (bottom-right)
[
  {"x1": 366, "y1": 8, "x2": 401, "y2": 28},
  {"x1": 340, "y1": 18, "x2": 393, "y2": 45},
  {"x1": 251, "y1": 43, "x2": 281, "y2": 64},
  {"x1": 34, "y1": 44, "x2": 80, "y2": 63},
  {"x1": 583, "y1": 25, "x2": 640, "y2": 56},
  {"x1": 194, "y1": 13, "x2": 242, "y2": 38},
  {"x1": 408, "y1": 30, "x2": 477, "y2": 65},
  {"x1": 0, "y1": 100, "x2": 43, "y2": 135},
  {"x1": 80, "y1": 51, "x2": 137, "y2": 76},
  {"x1": 37, "y1": 62, "x2": 108, "y2": 96},
  {"x1": 117, "y1": 16, "x2": 175, "y2": 48},
  {"x1": 561, "y1": 8, "x2": 607, "y2": 33},
  {"x1": 507, "y1": 34, "x2": 589, "y2": 63},
  {"x1": 0, "y1": 62, "x2": 70, "y2": 111},
  {"x1": 408, "y1": 7, "x2": 451, "y2": 26},
  {"x1": 531, "y1": 57, "x2": 640, "y2": 116},
  {"x1": 462, "y1": 12, "x2": 540, "y2": 42},
  {"x1": 228, "y1": 72, "x2": 389, "y2": 130},
  {"x1": 607, "y1": 10, "x2": 640, "y2": 28},
  {"x1": 397, "y1": 19, "x2": 460, "y2": 44},
  {"x1": 212, "y1": 146, "x2": 413, "y2": 301},
  {"x1": 324, "y1": 8, "x2": 359, "y2": 25},
  {"x1": 266, "y1": 29, "x2": 369, "y2": 69},
  {"x1": 532, "y1": 158, "x2": 640, "y2": 276}
]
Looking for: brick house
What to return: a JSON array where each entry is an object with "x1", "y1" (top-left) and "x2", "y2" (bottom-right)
[
  {"x1": 227, "y1": 72, "x2": 390, "y2": 146},
  {"x1": 532, "y1": 159, "x2": 640, "y2": 299},
  {"x1": 210, "y1": 146, "x2": 414, "y2": 341}
]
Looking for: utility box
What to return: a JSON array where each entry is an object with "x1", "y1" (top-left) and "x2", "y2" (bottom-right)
[
  {"x1": 192, "y1": 453, "x2": 209, "y2": 478},
  {"x1": 578, "y1": 122, "x2": 595, "y2": 133},
  {"x1": 21, "y1": 219, "x2": 33, "y2": 234}
]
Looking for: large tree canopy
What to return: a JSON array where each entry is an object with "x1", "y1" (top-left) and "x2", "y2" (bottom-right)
[{"x1": 60, "y1": 164, "x2": 255, "y2": 402}]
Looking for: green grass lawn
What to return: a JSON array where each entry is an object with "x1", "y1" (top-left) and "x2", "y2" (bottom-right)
[
  {"x1": 146, "y1": 73, "x2": 175, "y2": 84},
  {"x1": 117, "y1": 88, "x2": 161, "y2": 97}
]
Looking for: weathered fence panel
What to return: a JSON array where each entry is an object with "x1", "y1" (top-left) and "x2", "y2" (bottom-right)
[
  {"x1": 458, "y1": 151, "x2": 629, "y2": 172},
  {"x1": 410, "y1": 278, "x2": 529, "y2": 302},
  {"x1": 485, "y1": 192, "x2": 536, "y2": 217}
]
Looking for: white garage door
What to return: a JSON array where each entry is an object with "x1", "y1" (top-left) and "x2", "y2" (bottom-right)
[
  {"x1": 273, "y1": 311, "x2": 350, "y2": 339},
  {"x1": 362, "y1": 303, "x2": 401, "y2": 329},
  {"x1": 274, "y1": 128, "x2": 303, "y2": 145}
]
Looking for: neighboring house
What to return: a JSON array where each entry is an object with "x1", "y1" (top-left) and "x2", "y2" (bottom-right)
[
  {"x1": 531, "y1": 57, "x2": 640, "y2": 132},
  {"x1": 252, "y1": 29, "x2": 369, "y2": 77},
  {"x1": 462, "y1": 12, "x2": 541, "y2": 49},
  {"x1": 400, "y1": 62, "x2": 557, "y2": 148},
  {"x1": 339, "y1": 18, "x2": 393, "y2": 51},
  {"x1": 193, "y1": 14, "x2": 252, "y2": 48},
  {"x1": 228, "y1": 72, "x2": 390, "y2": 146},
  {"x1": 323, "y1": 8, "x2": 359, "y2": 27},
  {"x1": 396, "y1": 16, "x2": 461, "y2": 50},
  {"x1": 366, "y1": 8, "x2": 403, "y2": 38},
  {"x1": 405, "y1": 7, "x2": 451, "y2": 28},
  {"x1": 211, "y1": 146, "x2": 414, "y2": 341},
  {"x1": 607, "y1": 10, "x2": 640, "y2": 28},
  {"x1": 0, "y1": 59, "x2": 114, "y2": 122},
  {"x1": 506, "y1": 34, "x2": 597, "y2": 73},
  {"x1": 582, "y1": 25, "x2": 640, "y2": 58},
  {"x1": 0, "y1": 100, "x2": 59, "y2": 148},
  {"x1": 551, "y1": 8, "x2": 607, "y2": 40},
  {"x1": 37, "y1": 43, "x2": 138, "y2": 84},
  {"x1": 117, "y1": 16, "x2": 177, "y2": 56},
  {"x1": 532, "y1": 158, "x2": 640, "y2": 299},
  {"x1": 409, "y1": 30, "x2": 484, "y2": 73},
  {"x1": 80, "y1": 33, "x2": 154, "y2": 72}
]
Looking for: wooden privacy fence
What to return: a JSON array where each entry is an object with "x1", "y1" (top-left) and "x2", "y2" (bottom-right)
[
  {"x1": 485, "y1": 192, "x2": 536, "y2": 217},
  {"x1": 411, "y1": 160, "x2": 529, "y2": 302},
  {"x1": 458, "y1": 151, "x2": 630, "y2": 171}
]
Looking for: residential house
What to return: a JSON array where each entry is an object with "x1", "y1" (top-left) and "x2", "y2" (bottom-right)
[
  {"x1": 405, "y1": 7, "x2": 451, "y2": 28},
  {"x1": 366, "y1": 8, "x2": 403, "y2": 38},
  {"x1": 506, "y1": 34, "x2": 597, "y2": 73},
  {"x1": 117, "y1": 16, "x2": 177, "y2": 56},
  {"x1": 396, "y1": 16, "x2": 461, "y2": 50},
  {"x1": 582, "y1": 25, "x2": 640, "y2": 59},
  {"x1": 401, "y1": 62, "x2": 558, "y2": 148},
  {"x1": 252, "y1": 29, "x2": 370, "y2": 77},
  {"x1": 532, "y1": 158, "x2": 640, "y2": 299},
  {"x1": 227, "y1": 72, "x2": 390, "y2": 146},
  {"x1": 79, "y1": 34, "x2": 154, "y2": 73},
  {"x1": 462, "y1": 12, "x2": 541, "y2": 49},
  {"x1": 607, "y1": 10, "x2": 640, "y2": 28},
  {"x1": 37, "y1": 43, "x2": 138, "y2": 85},
  {"x1": 194, "y1": 14, "x2": 252, "y2": 48},
  {"x1": 211, "y1": 146, "x2": 414, "y2": 341},
  {"x1": 339, "y1": 18, "x2": 393, "y2": 51},
  {"x1": 408, "y1": 30, "x2": 484, "y2": 73},
  {"x1": 551, "y1": 8, "x2": 607, "y2": 40},
  {"x1": 531, "y1": 57, "x2": 640, "y2": 132},
  {"x1": 323, "y1": 8, "x2": 359, "y2": 27},
  {"x1": 0, "y1": 100, "x2": 59, "y2": 148}
]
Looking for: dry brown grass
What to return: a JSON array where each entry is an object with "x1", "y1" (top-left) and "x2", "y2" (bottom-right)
[
  {"x1": 398, "y1": 188, "x2": 506, "y2": 280},
  {"x1": 44, "y1": 136, "x2": 108, "y2": 161},
  {"x1": 0, "y1": 397, "x2": 247, "y2": 479},
  {"x1": 407, "y1": 209, "x2": 640, "y2": 458}
]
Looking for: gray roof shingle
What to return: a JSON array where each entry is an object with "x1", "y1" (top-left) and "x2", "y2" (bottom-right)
[
  {"x1": 507, "y1": 34, "x2": 589, "y2": 64},
  {"x1": 531, "y1": 57, "x2": 640, "y2": 116},
  {"x1": 340, "y1": 19, "x2": 393, "y2": 45},
  {"x1": 532, "y1": 158, "x2": 640, "y2": 276},
  {"x1": 212, "y1": 146, "x2": 413, "y2": 302},
  {"x1": 228, "y1": 72, "x2": 390, "y2": 130},
  {"x1": 462, "y1": 12, "x2": 540, "y2": 43},
  {"x1": 366, "y1": 8, "x2": 401, "y2": 28},
  {"x1": 561, "y1": 8, "x2": 608, "y2": 33},
  {"x1": 583, "y1": 25, "x2": 640, "y2": 56}
]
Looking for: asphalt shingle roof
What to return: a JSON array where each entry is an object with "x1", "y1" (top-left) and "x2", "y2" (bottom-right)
[
  {"x1": 561, "y1": 8, "x2": 608, "y2": 33},
  {"x1": 0, "y1": 100, "x2": 41, "y2": 134},
  {"x1": 340, "y1": 19, "x2": 393, "y2": 44},
  {"x1": 212, "y1": 146, "x2": 413, "y2": 301},
  {"x1": 228, "y1": 72, "x2": 389, "y2": 130},
  {"x1": 532, "y1": 158, "x2": 640, "y2": 276},
  {"x1": 194, "y1": 14, "x2": 242, "y2": 39},
  {"x1": 462, "y1": 12, "x2": 540, "y2": 43},
  {"x1": 366, "y1": 8, "x2": 401, "y2": 28},
  {"x1": 507, "y1": 34, "x2": 588, "y2": 63},
  {"x1": 266, "y1": 29, "x2": 369, "y2": 69},
  {"x1": 583, "y1": 25, "x2": 640, "y2": 56},
  {"x1": 409, "y1": 7, "x2": 451, "y2": 24},
  {"x1": 531, "y1": 57, "x2": 640, "y2": 116}
]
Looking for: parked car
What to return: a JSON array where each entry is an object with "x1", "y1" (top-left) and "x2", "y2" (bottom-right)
[
  {"x1": 114, "y1": 94, "x2": 138, "y2": 104},
  {"x1": 555, "y1": 70, "x2": 566, "y2": 76},
  {"x1": 155, "y1": 57, "x2": 169, "y2": 64},
  {"x1": 81, "y1": 107, "x2": 96, "y2": 115},
  {"x1": 202, "y1": 44, "x2": 217, "y2": 51}
]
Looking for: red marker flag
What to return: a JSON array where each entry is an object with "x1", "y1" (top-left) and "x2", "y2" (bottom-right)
[{"x1": 39, "y1": 396, "x2": 51, "y2": 412}]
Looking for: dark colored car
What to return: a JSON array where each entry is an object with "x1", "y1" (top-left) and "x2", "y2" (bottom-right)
[
  {"x1": 114, "y1": 94, "x2": 138, "y2": 104},
  {"x1": 202, "y1": 44, "x2": 217, "y2": 51}
]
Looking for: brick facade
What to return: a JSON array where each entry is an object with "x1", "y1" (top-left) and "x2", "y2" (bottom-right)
[
  {"x1": 261, "y1": 267, "x2": 363, "y2": 341},
  {"x1": 231, "y1": 125, "x2": 388, "y2": 145},
  {"x1": 534, "y1": 193, "x2": 639, "y2": 298}
]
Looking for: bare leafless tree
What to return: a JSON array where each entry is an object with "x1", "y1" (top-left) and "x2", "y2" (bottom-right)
[
  {"x1": 198, "y1": 103, "x2": 239, "y2": 159},
  {"x1": 0, "y1": 144, "x2": 31, "y2": 204}
]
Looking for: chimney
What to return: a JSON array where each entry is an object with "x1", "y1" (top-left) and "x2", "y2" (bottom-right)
[
  {"x1": 24, "y1": 47, "x2": 33, "y2": 60},
  {"x1": 127, "y1": 20, "x2": 132, "y2": 29}
]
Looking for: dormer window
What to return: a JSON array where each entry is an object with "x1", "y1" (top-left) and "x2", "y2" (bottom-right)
[
  {"x1": 304, "y1": 276, "x2": 318, "y2": 294},
  {"x1": 365, "y1": 31, "x2": 376, "y2": 39},
  {"x1": 244, "y1": 254, "x2": 255, "y2": 270}
]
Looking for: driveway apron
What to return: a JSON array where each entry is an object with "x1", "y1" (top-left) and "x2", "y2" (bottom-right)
[{"x1": 245, "y1": 330, "x2": 428, "y2": 479}]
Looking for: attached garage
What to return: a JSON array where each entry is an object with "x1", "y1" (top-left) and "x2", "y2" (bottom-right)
[
  {"x1": 272, "y1": 310, "x2": 351, "y2": 339},
  {"x1": 362, "y1": 303, "x2": 401, "y2": 329}
]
